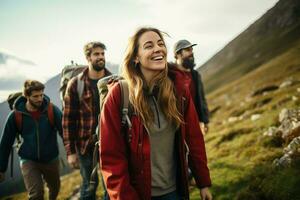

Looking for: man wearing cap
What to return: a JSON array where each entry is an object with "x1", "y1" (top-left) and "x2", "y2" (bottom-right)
[{"x1": 174, "y1": 39, "x2": 210, "y2": 134}]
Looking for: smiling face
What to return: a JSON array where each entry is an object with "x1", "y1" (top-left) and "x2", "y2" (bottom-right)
[
  {"x1": 87, "y1": 47, "x2": 106, "y2": 72},
  {"x1": 135, "y1": 31, "x2": 167, "y2": 81}
]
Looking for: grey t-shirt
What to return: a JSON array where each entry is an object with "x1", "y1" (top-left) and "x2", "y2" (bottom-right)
[{"x1": 146, "y1": 96, "x2": 177, "y2": 196}]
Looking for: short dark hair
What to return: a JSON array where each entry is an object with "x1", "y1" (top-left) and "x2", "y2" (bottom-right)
[
  {"x1": 83, "y1": 41, "x2": 106, "y2": 58},
  {"x1": 23, "y1": 80, "x2": 45, "y2": 97}
]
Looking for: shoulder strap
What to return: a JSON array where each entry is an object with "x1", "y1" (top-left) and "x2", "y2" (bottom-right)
[
  {"x1": 47, "y1": 103, "x2": 55, "y2": 128},
  {"x1": 77, "y1": 73, "x2": 84, "y2": 101},
  {"x1": 14, "y1": 110, "x2": 22, "y2": 133},
  {"x1": 119, "y1": 80, "x2": 132, "y2": 129}
]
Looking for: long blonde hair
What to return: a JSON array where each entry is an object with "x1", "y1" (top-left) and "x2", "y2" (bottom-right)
[{"x1": 122, "y1": 27, "x2": 183, "y2": 128}]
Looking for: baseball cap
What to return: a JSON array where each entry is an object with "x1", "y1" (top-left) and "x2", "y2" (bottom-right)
[{"x1": 174, "y1": 39, "x2": 197, "y2": 54}]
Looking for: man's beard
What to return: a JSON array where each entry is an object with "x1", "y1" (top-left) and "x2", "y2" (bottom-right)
[
  {"x1": 92, "y1": 60, "x2": 105, "y2": 72},
  {"x1": 29, "y1": 99, "x2": 42, "y2": 109},
  {"x1": 182, "y1": 56, "x2": 195, "y2": 69}
]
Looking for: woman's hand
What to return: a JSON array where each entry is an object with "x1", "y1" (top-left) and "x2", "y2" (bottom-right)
[{"x1": 200, "y1": 187, "x2": 212, "y2": 200}]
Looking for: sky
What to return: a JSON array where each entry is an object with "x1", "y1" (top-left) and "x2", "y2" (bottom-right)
[{"x1": 0, "y1": 0, "x2": 279, "y2": 101}]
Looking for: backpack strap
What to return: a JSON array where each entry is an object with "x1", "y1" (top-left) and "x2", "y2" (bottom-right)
[
  {"x1": 47, "y1": 103, "x2": 55, "y2": 128},
  {"x1": 15, "y1": 103, "x2": 55, "y2": 131},
  {"x1": 119, "y1": 80, "x2": 132, "y2": 129},
  {"x1": 14, "y1": 111, "x2": 22, "y2": 133},
  {"x1": 77, "y1": 73, "x2": 85, "y2": 101}
]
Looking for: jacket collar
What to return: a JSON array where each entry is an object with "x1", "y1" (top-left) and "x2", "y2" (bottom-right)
[{"x1": 14, "y1": 95, "x2": 51, "y2": 113}]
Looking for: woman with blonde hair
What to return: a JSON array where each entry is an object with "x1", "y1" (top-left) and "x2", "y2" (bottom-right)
[{"x1": 100, "y1": 27, "x2": 212, "y2": 200}]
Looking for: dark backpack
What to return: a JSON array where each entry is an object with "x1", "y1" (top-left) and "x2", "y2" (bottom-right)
[
  {"x1": 6, "y1": 92, "x2": 56, "y2": 178},
  {"x1": 88, "y1": 75, "x2": 132, "y2": 192},
  {"x1": 59, "y1": 63, "x2": 87, "y2": 105}
]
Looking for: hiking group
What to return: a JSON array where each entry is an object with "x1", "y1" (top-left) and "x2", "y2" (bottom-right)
[{"x1": 0, "y1": 27, "x2": 212, "y2": 200}]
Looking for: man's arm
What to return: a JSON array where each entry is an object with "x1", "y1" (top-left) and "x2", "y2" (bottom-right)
[
  {"x1": 0, "y1": 112, "x2": 18, "y2": 175},
  {"x1": 197, "y1": 72, "x2": 209, "y2": 124},
  {"x1": 53, "y1": 105, "x2": 63, "y2": 138},
  {"x1": 62, "y1": 78, "x2": 80, "y2": 156}
]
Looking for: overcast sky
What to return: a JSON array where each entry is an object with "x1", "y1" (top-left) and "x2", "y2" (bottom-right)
[{"x1": 0, "y1": 0, "x2": 279, "y2": 101}]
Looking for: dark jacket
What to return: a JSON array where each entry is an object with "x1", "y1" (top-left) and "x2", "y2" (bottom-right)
[
  {"x1": 99, "y1": 69, "x2": 211, "y2": 200},
  {"x1": 0, "y1": 95, "x2": 62, "y2": 172},
  {"x1": 190, "y1": 69, "x2": 209, "y2": 124}
]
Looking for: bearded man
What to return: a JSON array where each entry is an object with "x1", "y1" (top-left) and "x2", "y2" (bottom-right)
[
  {"x1": 0, "y1": 80, "x2": 63, "y2": 200},
  {"x1": 174, "y1": 39, "x2": 210, "y2": 134},
  {"x1": 62, "y1": 42, "x2": 111, "y2": 200}
]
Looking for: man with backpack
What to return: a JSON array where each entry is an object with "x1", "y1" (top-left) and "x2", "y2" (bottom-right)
[
  {"x1": 174, "y1": 39, "x2": 210, "y2": 134},
  {"x1": 0, "y1": 80, "x2": 63, "y2": 200},
  {"x1": 62, "y1": 41, "x2": 111, "y2": 200}
]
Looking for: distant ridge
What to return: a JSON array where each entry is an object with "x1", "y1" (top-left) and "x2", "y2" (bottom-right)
[
  {"x1": 0, "y1": 51, "x2": 36, "y2": 66},
  {"x1": 199, "y1": 0, "x2": 300, "y2": 93}
]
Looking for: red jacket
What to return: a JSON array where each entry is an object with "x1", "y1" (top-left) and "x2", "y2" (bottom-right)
[{"x1": 99, "y1": 69, "x2": 211, "y2": 200}]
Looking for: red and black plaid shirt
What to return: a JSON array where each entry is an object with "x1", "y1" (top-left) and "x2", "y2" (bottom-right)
[{"x1": 62, "y1": 67, "x2": 111, "y2": 155}]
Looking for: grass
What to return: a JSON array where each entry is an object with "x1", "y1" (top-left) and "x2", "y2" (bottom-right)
[
  {"x1": 200, "y1": 38, "x2": 300, "y2": 199},
  {"x1": 0, "y1": 170, "x2": 107, "y2": 200}
]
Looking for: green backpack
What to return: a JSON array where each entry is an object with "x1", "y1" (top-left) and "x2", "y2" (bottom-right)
[
  {"x1": 59, "y1": 63, "x2": 87, "y2": 106},
  {"x1": 88, "y1": 75, "x2": 133, "y2": 191}
]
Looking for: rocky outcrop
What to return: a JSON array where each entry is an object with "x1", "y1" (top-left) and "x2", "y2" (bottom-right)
[{"x1": 265, "y1": 108, "x2": 300, "y2": 167}]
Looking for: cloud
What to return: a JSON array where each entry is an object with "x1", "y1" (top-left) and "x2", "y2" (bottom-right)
[
  {"x1": 0, "y1": 78, "x2": 25, "y2": 90},
  {"x1": 0, "y1": 0, "x2": 279, "y2": 79},
  {"x1": 0, "y1": 51, "x2": 47, "y2": 91}
]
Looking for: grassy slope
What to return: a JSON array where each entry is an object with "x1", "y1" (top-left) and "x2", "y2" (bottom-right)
[
  {"x1": 0, "y1": 170, "x2": 108, "y2": 200},
  {"x1": 189, "y1": 38, "x2": 300, "y2": 200},
  {"x1": 202, "y1": 24, "x2": 300, "y2": 93},
  {"x1": 200, "y1": 0, "x2": 300, "y2": 94}
]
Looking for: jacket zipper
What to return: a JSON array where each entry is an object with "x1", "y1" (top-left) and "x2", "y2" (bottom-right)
[
  {"x1": 151, "y1": 96, "x2": 161, "y2": 128},
  {"x1": 17, "y1": 104, "x2": 48, "y2": 161}
]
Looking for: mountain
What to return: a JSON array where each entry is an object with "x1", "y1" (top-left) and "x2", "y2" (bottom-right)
[
  {"x1": 199, "y1": 0, "x2": 300, "y2": 93},
  {"x1": 0, "y1": 52, "x2": 36, "y2": 66},
  {"x1": 0, "y1": 51, "x2": 39, "y2": 92}
]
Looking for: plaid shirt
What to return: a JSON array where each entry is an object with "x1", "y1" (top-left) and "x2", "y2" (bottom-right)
[{"x1": 62, "y1": 67, "x2": 111, "y2": 155}]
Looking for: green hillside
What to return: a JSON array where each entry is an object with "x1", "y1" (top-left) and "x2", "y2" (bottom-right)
[{"x1": 191, "y1": 37, "x2": 300, "y2": 199}]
